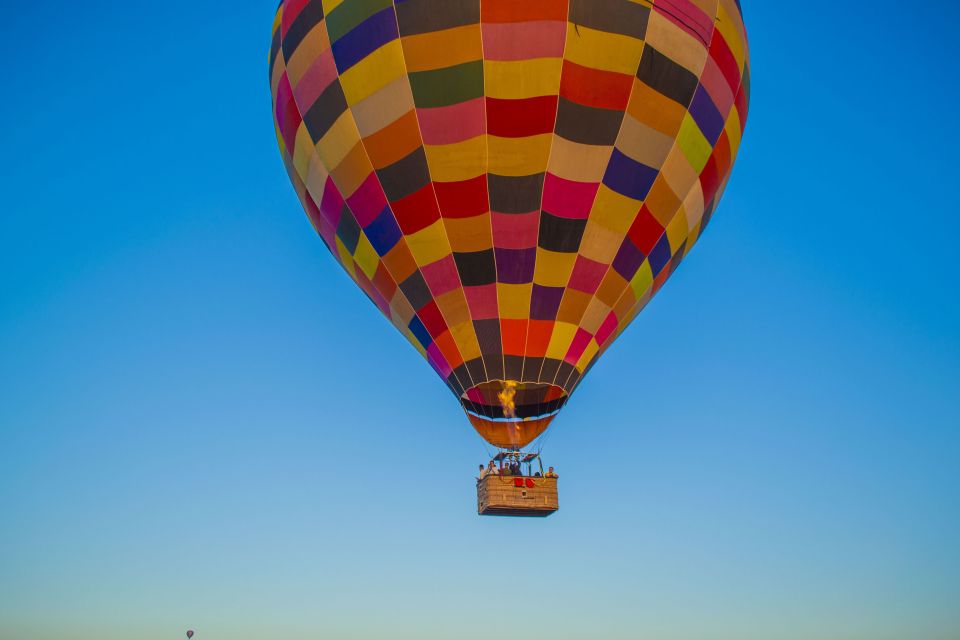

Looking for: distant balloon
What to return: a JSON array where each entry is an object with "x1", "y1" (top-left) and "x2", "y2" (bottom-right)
[
  {"x1": 269, "y1": 0, "x2": 750, "y2": 448},
  {"x1": 186, "y1": 631, "x2": 194, "y2": 639}
]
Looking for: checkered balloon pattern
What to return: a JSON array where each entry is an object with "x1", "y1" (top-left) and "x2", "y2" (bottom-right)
[{"x1": 270, "y1": 0, "x2": 749, "y2": 448}]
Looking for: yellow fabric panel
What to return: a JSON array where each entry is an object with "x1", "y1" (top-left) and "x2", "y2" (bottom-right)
[
  {"x1": 676, "y1": 114, "x2": 713, "y2": 173},
  {"x1": 335, "y1": 237, "x2": 355, "y2": 278},
  {"x1": 563, "y1": 23, "x2": 645, "y2": 75},
  {"x1": 575, "y1": 339, "x2": 600, "y2": 373},
  {"x1": 547, "y1": 137, "x2": 612, "y2": 182},
  {"x1": 545, "y1": 322, "x2": 578, "y2": 360},
  {"x1": 665, "y1": 206, "x2": 689, "y2": 252},
  {"x1": 316, "y1": 112, "x2": 361, "y2": 169},
  {"x1": 321, "y1": 0, "x2": 347, "y2": 14},
  {"x1": 424, "y1": 135, "x2": 487, "y2": 182},
  {"x1": 533, "y1": 248, "x2": 577, "y2": 287},
  {"x1": 497, "y1": 283, "x2": 533, "y2": 320},
  {"x1": 339, "y1": 41, "x2": 407, "y2": 105},
  {"x1": 629, "y1": 260, "x2": 653, "y2": 300},
  {"x1": 724, "y1": 109, "x2": 743, "y2": 157},
  {"x1": 487, "y1": 134, "x2": 552, "y2": 176},
  {"x1": 353, "y1": 233, "x2": 379, "y2": 279},
  {"x1": 402, "y1": 25, "x2": 482, "y2": 72},
  {"x1": 443, "y1": 215, "x2": 493, "y2": 253},
  {"x1": 484, "y1": 59, "x2": 563, "y2": 100},
  {"x1": 451, "y1": 321, "x2": 483, "y2": 360},
  {"x1": 590, "y1": 185, "x2": 640, "y2": 233},
  {"x1": 406, "y1": 219, "x2": 452, "y2": 266},
  {"x1": 292, "y1": 123, "x2": 315, "y2": 183}
]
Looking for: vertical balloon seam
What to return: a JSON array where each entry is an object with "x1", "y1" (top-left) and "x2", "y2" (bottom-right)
[
  {"x1": 515, "y1": 0, "x2": 573, "y2": 423},
  {"x1": 321, "y1": 1, "x2": 479, "y2": 397},
  {"x1": 566, "y1": 0, "x2": 751, "y2": 395},
  {"x1": 387, "y1": 1, "x2": 486, "y2": 398},
  {"x1": 553, "y1": 0, "x2": 721, "y2": 392},
  {"x1": 540, "y1": 1, "x2": 656, "y2": 392}
]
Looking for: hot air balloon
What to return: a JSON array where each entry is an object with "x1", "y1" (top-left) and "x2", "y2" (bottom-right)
[
  {"x1": 269, "y1": 0, "x2": 749, "y2": 515},
  {"x1": 186, "y1": 631, "x2": 194, "y2": 639}
]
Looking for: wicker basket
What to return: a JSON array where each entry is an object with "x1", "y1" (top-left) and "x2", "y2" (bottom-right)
[{"x1": 476, "y1": 475, "x2": 558, "y2": 517}]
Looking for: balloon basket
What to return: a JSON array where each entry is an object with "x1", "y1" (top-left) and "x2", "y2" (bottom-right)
[{"x1": 476, "y1": 475, "x2": 558, "y2": 517}]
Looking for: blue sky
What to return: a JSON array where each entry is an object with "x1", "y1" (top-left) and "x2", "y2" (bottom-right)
[{"x1": 1, "y1": 2, "x2": 959, "y2": 639}]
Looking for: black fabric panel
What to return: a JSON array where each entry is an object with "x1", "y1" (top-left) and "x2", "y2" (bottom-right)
[
  {"x1": 554, "y1": 361, "x2": 577, "y2": 387},
  {"x1": 569, "y1": 0, "x2": 650, "y2": 39},
  {"x1": 398, "y1": 271, "x2": 433, "y2": 310},
  {"x1": 504, "y1": 355, "x2": 524, "y2": 381},
  {"x1": 376, "y1": 148, "x2": 431, "y2": 201},
  {"x1": 464, "y1": 357, "x2": 487, "y2": 387},
  {"x1": 538, "y1": 212, "x2": 587, "y2": 253},
  {"x1": 269, "y1": 25, "x2": 283, "y2": 79},
  {"x1": 302, "y1": 81, "x2": 348, "y2": 140},
  {"x1": 521, "y1": 357, "x2": 545, "y2": 381},
  {"x1": 446, "y1": 371, "x2": 465, "y2": 397},
  {"x1": 482, "y1": 353, "x2": 504, "y2": 381},
  {"x1": 539, "y1": 358, "x2": 562, "y2": 384},
  {"x1": 395, "y1": 0, "x2": 479, "y2": 36},
  {"x1": 636, "y1": 46, "x2": 699, "y2": 106},
  {"x1": 488, "y1": 173, "x2": 545, "y2": 213},
  {"x1": 281, "y1": 0, "x2": 325, "y2": 61},
  {"x1": 454, "y1": 249, "x2": 497, "y2": 286},
  {"x1": 335, "y1": 206, "x2": 361, "y2": 252},
  {"x1": 473, "y1": 319, "x2": 502, "y2": 355},
  {"x1": 555, "y1": 98, "x2": 624, "y2": 146}
]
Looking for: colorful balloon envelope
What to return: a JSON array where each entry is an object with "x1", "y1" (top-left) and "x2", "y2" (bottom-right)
[{"x1": 269, "y1": 0, "x2": 749, "y2": 448}]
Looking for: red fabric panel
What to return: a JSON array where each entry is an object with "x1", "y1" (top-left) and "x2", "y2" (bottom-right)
[
  {"x1": 560, "y1": 61, "x2": 633, "y2": 110},
  {"x1": 486, "y1": 96, "x2": 558, "y2": 138},
  {"x1": 482, "y1": 0, "x2": 568, "y2": 23},
  {"x1": 709, "y1": 32, "x2": 742, "y2": 94},
  {"x1": 392, "y1": 184, "x2": 441, "y2": 233},
  {"x1": 435, "y1": 176, "x2": 489, "y2": 219},
  {"x1": 627, "y1": 206, "x2": 664, "y2": 254}
]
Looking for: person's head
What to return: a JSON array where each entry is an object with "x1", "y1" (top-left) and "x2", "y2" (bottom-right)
[
  {"x1": 548, "y1": 466, "x2": 554, "y2": 472},
  {"x1": 479, "y1": 464, "x2": 484, "y2": 470}
]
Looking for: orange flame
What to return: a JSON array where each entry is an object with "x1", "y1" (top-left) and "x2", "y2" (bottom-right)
[{"x1": 497, "y1": 380, "x2": 519, "y2": 419}]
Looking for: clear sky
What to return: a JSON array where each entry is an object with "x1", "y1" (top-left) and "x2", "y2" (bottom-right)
[{"x1": 2, "y1": 2, "x2": 959, "y2": 639}]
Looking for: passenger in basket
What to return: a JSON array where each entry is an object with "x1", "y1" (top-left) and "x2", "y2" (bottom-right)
[
  {"x1": 545, "y1": 466, "x2": 559, "y2": 478},
  {"x1": 487, "y1": 461, "x2": 498, "y2": 476},
  {"x1": 477, "y1": 464, "x2": 487, "y2": 480}
]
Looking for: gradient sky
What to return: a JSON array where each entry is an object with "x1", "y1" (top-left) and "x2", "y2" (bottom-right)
[{"x1": 2, "y1": 2, "x2": 959, "y2": 639}]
